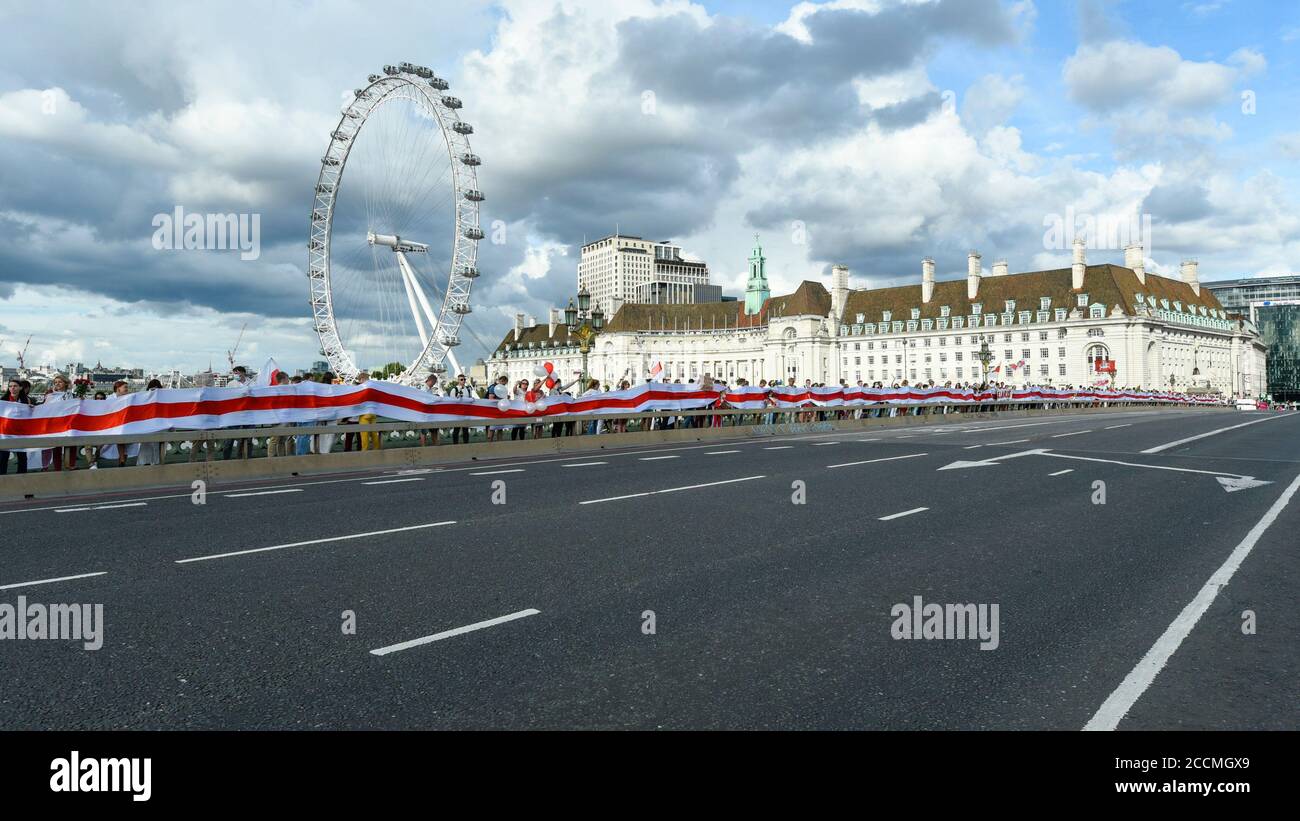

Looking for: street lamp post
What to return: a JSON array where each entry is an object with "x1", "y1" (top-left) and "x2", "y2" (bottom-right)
[
  {"x1": 564, "y1": 285, "x2": 604, "y2": 390},
  {"x1": 975, "y1": 337, "x2": 994, "y2": 387}
]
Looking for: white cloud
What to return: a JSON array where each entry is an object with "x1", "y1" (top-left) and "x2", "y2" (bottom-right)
[
  {"x1": 961, "y1": 73, "x2": 1025, "y2": 136},
  {"x1": 1063, "y1": 40, "x2": 1248, "y2": 113}
]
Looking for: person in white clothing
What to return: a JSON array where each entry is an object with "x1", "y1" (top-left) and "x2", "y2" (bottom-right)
[{"x1": 420, "y1": 374, "x2": 443, "y2": 447}]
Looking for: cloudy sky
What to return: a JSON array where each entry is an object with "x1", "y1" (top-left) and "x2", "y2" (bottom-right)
[{"x1": 1, "y1": 0, "x2": 1297, "y2": 374}]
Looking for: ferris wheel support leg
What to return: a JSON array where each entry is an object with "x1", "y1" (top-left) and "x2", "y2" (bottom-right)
[
  {"x1": 444, "y1": 348, "x2": 463, "y2": 377},
  {"x1": 396, "y1": 251, "x2": 430, "y2": 348},
  {"x1": 402, "y1": 254, "x2": 443, "y2": 337}
]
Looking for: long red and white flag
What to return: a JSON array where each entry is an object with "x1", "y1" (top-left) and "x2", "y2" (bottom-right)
[{"x1": 0, "y1": 380, "x2": 1217, "y2": 440}]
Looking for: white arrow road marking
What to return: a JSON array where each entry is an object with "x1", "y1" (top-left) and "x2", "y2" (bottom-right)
[
  {"x1": 1038, "y1": 452, "x2": 1272, "y2": 492},
  {"x1": 936, "y1": 449, "x2": 1048, "y2": 470},
  {"x1": 1216, "y1": 476, "x2": 1273, "y2": 493}
]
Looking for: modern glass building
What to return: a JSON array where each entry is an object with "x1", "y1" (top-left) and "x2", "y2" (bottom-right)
[{"x1": 1206, "y1": 275, "x2": 1300, "y2": 401}]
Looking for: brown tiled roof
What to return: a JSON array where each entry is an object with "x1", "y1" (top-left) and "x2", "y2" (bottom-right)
[
  {"x1": 763, "y1": 280, "x2": 832, "y2": 319},
  {"x1": 493, "y1": 281, "x2": 834, "y2": 352},
  {"x1": 840, "y1": 264, "x2": 1224, "y2": 324},
  {"x1": 603, "y1": 301, "x2": 757, "y2": 333},
  {"x1": 492, "y1": 322, "x2": 581, "y2": 354}
]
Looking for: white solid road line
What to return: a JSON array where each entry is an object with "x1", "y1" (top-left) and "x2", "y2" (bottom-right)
[
  {"x1": 580, "y1": 475, "x2": 766, "y2": 505},
  {"x1": 1048, "y1": 469, "x2": 1074, "y2": 476},
  {"x1": 175, "y1": 520, "x2": 457, "y2": 564},
  {"x1": 878, "y1": 507, "x2": 928, "y2": 521},
  {"x1": 813, "y1": 441, "x2": 840, "y2": 446},
  {"x1": 1085, "y1": 468, "x2": 1300, "y2": 731},
  {"x1": 1141, "y1": 413, "x2": 1292, "y2": 454},
  {"x1": 705, "y1": 450, "x2": 740, "y2": 455},
  {"x1": 1105, "y1": 424, "x2": 1132, "y2": 429},
  {"x1": 370, "y1": 608, "x2": 541, "y2": 656},
  {"x1": 639, "y1": 455, "x2": 680, "y2": 461},
  {"x1": 963, "y1": 445, "x2": 983, "y2": 450},
  {"x1": 987, "y1": 439, "x2": 1030, "y2": 446},
  {"x1": 225, "y1": 489, "x2": 304, "y2": 498},
  {"x1": 827, "y1": 453, "x2": 929, "y2": 470},
  {"x1": 362, "y1": 478, "x2": 426, "y2": 485},
  {"x1": 55, "y1": 502, "x2": 147, "y2": 513},
  {"x1": 764, "y1": 446, "x2": 793, "y2": 450},
  {"x1": 469, "y1": 469, "x2": 525, "y2": 476},
  {"x1": 0, "y1": 571, "x2": 107, "y2": 591},
  {"x1": 1041, "y1": 452, "x2": 1257, "y2": 480},
  {"x1": 561, "y1": 461, "x2": 607, "y2": 467},
  {"x1": 1051, "y1": 430, "x2": 1091, "y2": 438}
]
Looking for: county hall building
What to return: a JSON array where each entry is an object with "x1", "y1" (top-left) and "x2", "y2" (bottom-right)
[{"x1": 491, "y1": 235, "x2": 1267, "y2": 398}]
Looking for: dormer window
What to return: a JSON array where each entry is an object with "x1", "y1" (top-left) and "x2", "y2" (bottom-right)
[
  {"x1": 1135, "y1": 293, "x2": 1145, "y2": 304},
  {"x1": 910, "y1": 308, "x2": 920, "y2": 320},
  {"x1": 1019, "y1": 311, "x2": 1031, "y2": 324},
  {"x1": 972, "y1": 303, "x2": 983, "y2": 315},
  {"x1": 1077, "y1": 293, "x2": 1088, "y2": 308},
  {"x1": 940, "y1": 305, "x2": 951, "y2": 318},
  {"x1": 855, "y1": 313, "x2": 865, "y2": 324},
  {"x1": 1173, "y1": 301, "x2": 1183, "y2": 312},
  {"x1": 1005, "y1": 300, "x2": 1016, "y2": 313},
  {"x1": 882, "y1": 310, "x2": 892, "y2": 322},
  {"x1": 1160, "y1": 299, "x2": 1170, "y2": 310},
  {"x1": 1089, "y1": 304, "x2": 1104, "y2": 319},
  {"x1": 1054, "y1": 308, "x2": 1067, "y2": 322},
  {"x1": 1040, "y1": 297, "x2": 1051, "y2": 310}
]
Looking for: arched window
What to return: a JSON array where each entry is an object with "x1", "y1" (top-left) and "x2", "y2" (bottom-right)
[{"x1": 1085, "y1": 343, "x2": 1109, "y2": 370}]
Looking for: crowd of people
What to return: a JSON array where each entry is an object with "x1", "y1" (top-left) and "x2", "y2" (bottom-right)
[{"x1": 0, "y1": 367, "x2": 1217, "y2": 474}]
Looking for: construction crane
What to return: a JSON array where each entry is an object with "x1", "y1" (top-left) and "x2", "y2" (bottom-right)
[
  {"x1": 15, "y1": 335, "x2": 31, "y2": 371},
  {"x1": 226, "y1": 322, "x2": 247, "y2": 371}
]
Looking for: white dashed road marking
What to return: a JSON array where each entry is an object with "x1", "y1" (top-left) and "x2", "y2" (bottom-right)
[
  {"x1": 0, "y1": 571, "x2": 108, "y2": 591},
  {"x1": 175, "y1": 521, "x2": 457, "y2": 564},
  {"x1": 371, "y1": 609, "x2": 541, "y2": 656},
  {"x1": 878, "y1": 507, "x2": 928, "y2": 521}
]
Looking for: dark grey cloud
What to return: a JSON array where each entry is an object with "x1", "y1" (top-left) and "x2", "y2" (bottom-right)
[
  {"x1": 1142, "y1": 181, "x2": 1213, "y2": 223},
  {"x1": 616, "y1": 0, "x2": 1014, "y2": 141}
]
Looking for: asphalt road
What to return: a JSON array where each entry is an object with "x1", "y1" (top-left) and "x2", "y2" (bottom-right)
[{"x1": 2, "y1": 407, "x2": 1296, "y2": 729}]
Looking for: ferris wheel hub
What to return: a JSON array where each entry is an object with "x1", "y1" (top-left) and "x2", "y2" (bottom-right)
[{"x1": 367, "y1": 232, "x2": 428, "y2": 253}]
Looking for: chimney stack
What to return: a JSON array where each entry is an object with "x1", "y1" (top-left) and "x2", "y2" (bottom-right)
[
  {"x1": 831, "y1": 264, "x2": 849, "y2": 324},
  {"x1": 1180, "y1": 258, "x2": 1200, "y2": 296},
  {"x1": 922, "y1": 257, "x2": 936, "y2": 303},
  {"x1": 992, "y1": 259, "x2": 1008, "y2": 277},
  {"x1": 514, "y1": 312, "x2": 525, "y2": 342},
  {"x1": 1071, "y1": 236, "x2": 1087, "y2": 290},
  {"x1": 967, "y1": 251, "x2": 981, "y2": 300},
  {"x1": 549, "y1": 307, "x2": 561, "y2": 336},
  {"x1": 1124, "y1": 244, "x2": 1146, "y2": 285}
]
